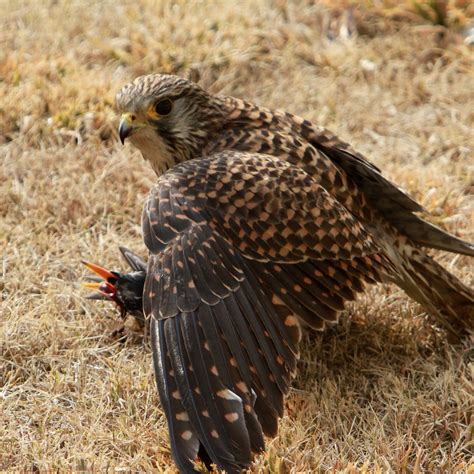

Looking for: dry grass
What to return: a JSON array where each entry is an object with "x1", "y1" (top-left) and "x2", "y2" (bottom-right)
[{"x1": 1, "y1": 0, "x2": 473, "y2": 472}]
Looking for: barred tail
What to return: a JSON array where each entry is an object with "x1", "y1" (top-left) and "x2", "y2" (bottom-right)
[{"x1": 393, "y1": 246, "x2": 473, "y2": 339}]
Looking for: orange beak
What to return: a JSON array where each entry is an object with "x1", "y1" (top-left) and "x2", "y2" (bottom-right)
[
  {"x1": 81, "y1": 260, "x2": 120, "y2": 301},
  {"x1": 81, "y1": 280, "x2": 102, "y2": 290},
  {"x1": 81, "y1": 260, "x2": 118, "y2": 282}
]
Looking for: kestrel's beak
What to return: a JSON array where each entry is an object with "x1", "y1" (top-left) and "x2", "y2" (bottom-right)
[{"x1": 119, "y1": 113, "x2": 141, "y2": 144}]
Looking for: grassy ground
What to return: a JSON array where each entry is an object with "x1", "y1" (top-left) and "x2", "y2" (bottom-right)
[{"x1": 1, "y1": 0, "x2": 473, "y2": 472}]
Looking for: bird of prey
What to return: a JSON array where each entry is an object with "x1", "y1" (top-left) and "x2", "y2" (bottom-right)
[{"x1": 89, "y1": 74, "x2": 474, "y2": 473}]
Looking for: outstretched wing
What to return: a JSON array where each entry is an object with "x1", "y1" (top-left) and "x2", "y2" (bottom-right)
[
  {"x1": 298, "y1": 122, "x2": 474, "y2": 256},
  {"x1": 148, "y1": 236, "x2": 299, "y2": 472},
  {"x1": 143, "y1": 152, "x2": 389, "y2": 472}
]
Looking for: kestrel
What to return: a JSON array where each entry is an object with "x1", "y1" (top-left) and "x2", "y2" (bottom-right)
[{"x1": 88, "y1": 74, "x2": 473, "y2": 473}]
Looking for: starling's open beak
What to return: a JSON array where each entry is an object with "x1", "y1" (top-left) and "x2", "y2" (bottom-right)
[
  {"x1": 119, "y1": 113, "x2": 135, "y2": 144},
  {"x1": 82, "y1": 260, "x2": 120, "y2": 298},
  {"x1": 81, "y1": 260, "x2": 118, "y2": 283},
  {"x1": 82, "y1": 280, "x2": 102, "y2": 290},
  {"x1": 81, "y1": 251, "x2": 146, "y2": 321}
]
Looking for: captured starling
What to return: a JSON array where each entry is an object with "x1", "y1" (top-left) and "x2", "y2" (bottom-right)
[
  {"x1": 87, "y1": 74, "x2": 472, "y2": 473},
  {"x1": 83, "y1": 247, "x2": 146, "y2": 324}
]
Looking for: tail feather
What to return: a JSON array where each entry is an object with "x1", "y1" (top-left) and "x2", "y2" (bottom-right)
[
  {"x1": 393, "y1": 246, "x2": 473, "y2": 339},
  {"x1": 390, "y1": 214, "x2": 474, "y2": 257}
]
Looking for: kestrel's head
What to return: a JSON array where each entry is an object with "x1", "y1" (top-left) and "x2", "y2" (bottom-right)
[{"x1": 116, "y1": 74, "x2": 225, "y2": 173}]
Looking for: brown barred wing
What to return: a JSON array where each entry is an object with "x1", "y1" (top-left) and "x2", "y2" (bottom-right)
[
  {"x1": 169, "y1": 152, "x2": 382, "y2": 264},
  {"x1": 143, "y1": 187, "x2": 300, "y2": 472},
  {"x1": 295, "y1": 121, "x2": 474, "y2": 256},
  {"x1": 142, "y1": 151, "x2": 389, "y2": 471}
]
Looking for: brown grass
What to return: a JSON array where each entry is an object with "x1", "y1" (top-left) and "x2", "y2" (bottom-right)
[{"x1": 1, "y1": 0, "x2": 473, "y2": 472}]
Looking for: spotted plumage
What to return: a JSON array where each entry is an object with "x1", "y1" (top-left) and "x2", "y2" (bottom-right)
[{"x1": 112, "y1": 74, "x2": 474, "y2": 472}]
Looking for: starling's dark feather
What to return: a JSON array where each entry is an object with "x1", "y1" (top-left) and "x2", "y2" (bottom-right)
[
  {"x1": 119, "y1": 246, "x2": 147, "y2": 272},
  {"x1": 85, "y1": 293, "x2": 108, "y2": 301}
]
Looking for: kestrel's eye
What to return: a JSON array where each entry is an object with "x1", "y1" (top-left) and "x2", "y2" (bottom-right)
[{"x1": 154, "y1": 98, "x2": 173, "y2": 116}]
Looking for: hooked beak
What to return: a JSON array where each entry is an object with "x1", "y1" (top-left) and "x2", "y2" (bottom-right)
[{"x1": 119, "y1": 113, "x2": 137, "y2": 144}]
